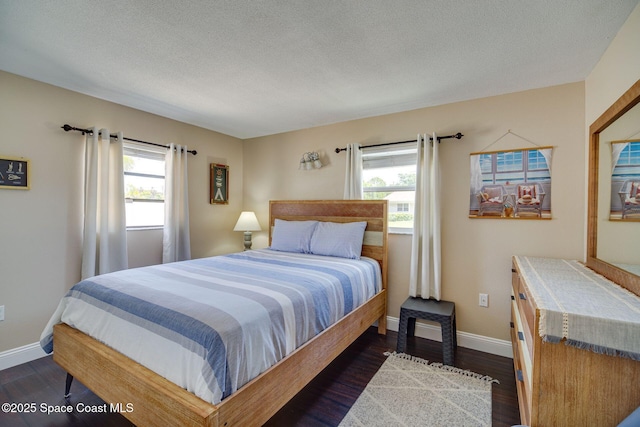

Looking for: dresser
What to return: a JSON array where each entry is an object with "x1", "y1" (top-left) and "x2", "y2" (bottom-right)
[{"x1": 511, "y1": 256, "x2": 640, "y2": 426}]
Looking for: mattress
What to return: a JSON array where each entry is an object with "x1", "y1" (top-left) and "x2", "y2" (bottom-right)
[{"x1": 40, "y1": 249, "x2": 381, "y2": 404}]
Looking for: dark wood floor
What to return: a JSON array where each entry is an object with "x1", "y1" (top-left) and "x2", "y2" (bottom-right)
[{"x1": 0, "y1": 328, "x2": 520, "y2": 426}]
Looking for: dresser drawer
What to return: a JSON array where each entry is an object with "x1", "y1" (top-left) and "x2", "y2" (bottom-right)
[
  {"x1": 512, "y1": 264, "x2": 535, "y2": 341},
  {"x1": 511, "y1": 264, "x2": 518, "y2": 294},
  {"x1": 511, "y1": 297, "x2": 532, "y2": 389},
  {"x1": 511, "y1": 301, "x2": 531, "y2": 426}
]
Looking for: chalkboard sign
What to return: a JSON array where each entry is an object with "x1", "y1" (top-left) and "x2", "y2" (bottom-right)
[{"x1": 0, "y1": 156, "x2": 30, "y2": 190}]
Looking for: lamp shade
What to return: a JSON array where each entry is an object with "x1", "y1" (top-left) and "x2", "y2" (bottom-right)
[{"x1": 233, "y1": 211, "x2": 261, "y2": 231}]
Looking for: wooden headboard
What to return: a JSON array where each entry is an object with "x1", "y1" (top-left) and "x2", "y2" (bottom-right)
[{"x1": 269, "y1": 200, "x2": 388, "y2": 290}]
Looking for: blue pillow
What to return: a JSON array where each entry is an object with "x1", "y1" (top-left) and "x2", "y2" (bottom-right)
[
  {"x1": 310, "y1": 221, "x2": 367, "y2": 259},
  {"x1": 270, "y1": 219, "x2": 318, "y2": 253}
]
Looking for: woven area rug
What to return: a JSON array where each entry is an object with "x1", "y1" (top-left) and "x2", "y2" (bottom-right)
[{"x1": 338, "y1": 352, "x2": 498, "y2": 427}]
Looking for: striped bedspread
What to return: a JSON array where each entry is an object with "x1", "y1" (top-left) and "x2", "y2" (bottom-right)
[{"x1": 40, "y1": 249, "x2": 381, "y2": 404}]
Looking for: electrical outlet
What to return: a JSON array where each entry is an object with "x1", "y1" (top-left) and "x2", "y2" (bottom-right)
[
  {"x1": 0, "y1": 305, "x2": 4, "y2": 321},
  {"x1": 479, "y1": 293, "x2": 489, "y2": 307}
]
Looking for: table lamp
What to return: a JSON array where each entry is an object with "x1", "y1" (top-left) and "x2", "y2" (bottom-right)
[{"x1": 233, "y1": 211, "x2": 261, "y2": 250}]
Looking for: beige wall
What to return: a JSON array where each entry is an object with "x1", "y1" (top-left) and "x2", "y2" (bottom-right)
[
  {"x1": 243, "y1": 82, "x2": 586, "y2": 341},
  {"x1": 0, "y1": 71, "x2": 244, "y2": 352},
  {"x1": 586, "y1": 3, "x2": 640, "y2": 125}
]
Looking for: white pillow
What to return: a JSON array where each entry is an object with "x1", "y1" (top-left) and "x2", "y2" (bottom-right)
[
  {"x1": 310, "y1": 221, "x2": 367, "y2": 259},
  {"x1": 270, "y1": 219, "x2": 318, "y2": 253}
]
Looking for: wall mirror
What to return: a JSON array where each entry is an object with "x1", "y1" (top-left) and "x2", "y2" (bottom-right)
[{"x1": 587, "y1": 79, "x2": 640, "y2": 296}]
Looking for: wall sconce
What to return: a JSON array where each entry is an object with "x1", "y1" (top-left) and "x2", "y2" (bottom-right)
[
  {"x1": 233, "y1": 211, "x2": 262, "y2": 250},
  {"x1": 299, "y1": 152, "x2": 322, "y2": 170}
]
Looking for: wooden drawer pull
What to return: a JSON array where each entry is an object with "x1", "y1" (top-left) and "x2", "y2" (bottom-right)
[{"x1": 519, "y1": 292, "x2": 527, "y2": 300}]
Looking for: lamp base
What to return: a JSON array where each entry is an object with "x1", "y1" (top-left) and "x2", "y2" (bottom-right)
[{"x1": 243, "y1": 231, "x2": 253, "y2": 251}]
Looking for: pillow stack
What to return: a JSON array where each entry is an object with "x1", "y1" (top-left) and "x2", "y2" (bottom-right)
[{"x1": 270, "y1": 219, "x2": 368, "y2": 259}]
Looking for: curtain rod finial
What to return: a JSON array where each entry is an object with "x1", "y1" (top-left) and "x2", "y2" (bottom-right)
[{"x1": 62, "y1": 124, "x2": 90, "y2": 135}]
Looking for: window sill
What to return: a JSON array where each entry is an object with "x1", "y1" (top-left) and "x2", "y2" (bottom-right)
[
  {"x1": 389, "y1": 229, "x2": 413, "y2": 235},
  {"x1": 126, "y1": 226, "x2": 163, "y2": 231}
]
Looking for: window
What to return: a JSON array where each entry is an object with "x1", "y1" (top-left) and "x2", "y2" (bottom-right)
[
  {"x1": 479, "y1": 149, "x2": 550, "y2": 184},
  {"x1": 613, "y1": 141, "x2": 640, "y2": 178},
  {"x1": 123, "y1": 143, "x2": 165, "y2": 228},
  {"x1": 362, "y1": 142, "x2": 416, "y2": 232}
]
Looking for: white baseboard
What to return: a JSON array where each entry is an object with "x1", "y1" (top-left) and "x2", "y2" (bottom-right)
[
  {"x1": 1, "y1": 317, "x2": 512, "y2": 372},
  {"x1": 0, "y1": 342, "x2": 48, "y2": 371},
  {"x1": 386, "y1": 316, "x2": 513, "y2": 359}
]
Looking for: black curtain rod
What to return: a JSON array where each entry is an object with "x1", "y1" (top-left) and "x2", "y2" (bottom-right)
[
  {"x1": 61, "y1": 124, "x2": 197, "y2": 155},
  {"x1": 334, "y1": 132, "x2": 463, "y2": 153}
]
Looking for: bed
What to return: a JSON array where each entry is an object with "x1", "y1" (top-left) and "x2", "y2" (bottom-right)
[{"x1": 44, "y1": 200, "x2": 388, "y2": 427}]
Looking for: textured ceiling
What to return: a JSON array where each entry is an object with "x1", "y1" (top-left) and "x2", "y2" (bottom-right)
[{"x1": 0, "y1": 1, "x2": 638, "y2": 139}]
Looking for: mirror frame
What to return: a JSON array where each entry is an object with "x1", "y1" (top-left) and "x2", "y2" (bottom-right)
[{"x1": 587, "y1": 78, "x2": 640, "y2": 296}]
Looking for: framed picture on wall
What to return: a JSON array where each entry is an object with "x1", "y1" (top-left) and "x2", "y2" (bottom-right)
[
  {"x1": 469, "y1": 147, "x2": 553, "y2": 219},
  {"x1": 210, "y1": 163, "x2": 229, "y2": 204},
  {"x1": 0, "y1": 156, "x2": 30, "y2": 190}
]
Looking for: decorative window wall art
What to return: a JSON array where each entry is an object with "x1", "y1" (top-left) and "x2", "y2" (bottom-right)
[
  {"x1": 210, "y1": 163, "x2": 229, "y2": 204},
  {"x1": 610, "y1": 140, "x2": 640, "y2": 220},
  {"x1": 469, "y1": 147, "x2": 553, "y2": 219},
  {"x1": 0, "y1": 156, "x2": 30, "y2": 190}
]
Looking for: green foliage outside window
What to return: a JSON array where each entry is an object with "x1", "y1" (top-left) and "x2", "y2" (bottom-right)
[
  {"x1": 125, "y1": 184, "x2": 164, "y2": 200},
  {"x1": 363, "y1": 176, "x2": 390, "y2": 199}
]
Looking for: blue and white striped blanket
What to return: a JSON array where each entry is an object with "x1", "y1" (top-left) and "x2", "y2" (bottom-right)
[{"x1": 40, "y1": 249, "x2": 381, "y2": 404}]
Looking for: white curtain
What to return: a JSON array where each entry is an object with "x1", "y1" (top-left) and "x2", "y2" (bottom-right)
[
  {"x1": 343, "y1": 143, "x2": 363, "y2": 199},
  {"x1": 539, "y1": 147, "x2": 554, "y2": 176},
  {"x1": 163, "y1": 143, "x2": 191, "y2": 263},
  {"x1": 81, "y1": 128, "x2": 128, "y2": 279},
  {"x1": 409, "y1": 133, "x2": 441, "y2": 300},
  {"x1": 611, "y1": 142, "x2": 628, "y2": 171},
  {"x1": 470, "y1": 154, "x2": 483, "y2": 195}
]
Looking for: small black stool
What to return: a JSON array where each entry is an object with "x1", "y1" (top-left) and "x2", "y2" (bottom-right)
[{"x1": 396, "y1": 297, "x2": 457, "y2": 366}]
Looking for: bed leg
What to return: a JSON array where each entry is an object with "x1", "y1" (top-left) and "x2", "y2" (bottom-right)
[
  {"x1": 64, "y1": 373, "x2": 74, "y2": 399},
  {"x1": 377, "y1": 314, "x2": 387, "y2": 335}
]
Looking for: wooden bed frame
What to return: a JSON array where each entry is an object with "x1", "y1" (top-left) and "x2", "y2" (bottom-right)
[{"x1": 53, "y1": 200, "x2": 388, "y2": 427}]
